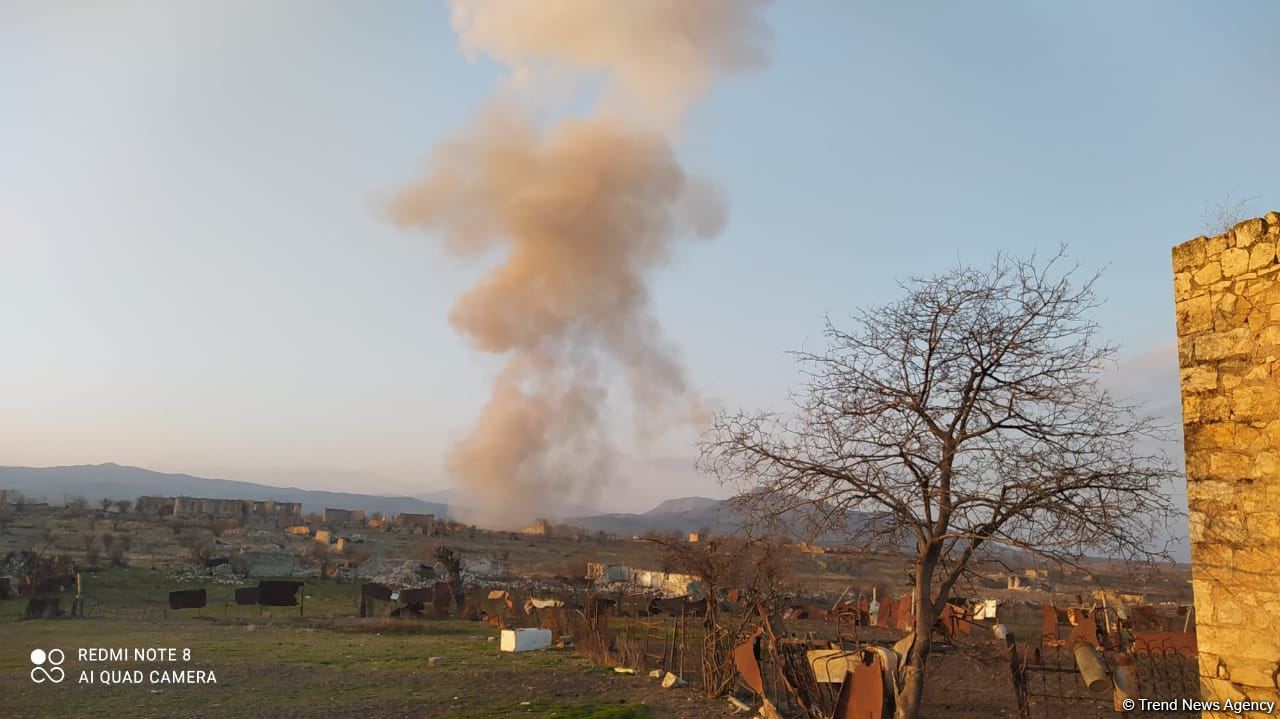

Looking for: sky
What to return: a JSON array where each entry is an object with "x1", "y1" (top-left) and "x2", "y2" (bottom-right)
[{"x1": 1, "y1": 1, "x2": 1278, "y2": 519}]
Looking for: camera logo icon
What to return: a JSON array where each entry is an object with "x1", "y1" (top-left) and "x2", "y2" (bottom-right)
[{"x1": 30, "y1": 648, "x2": 66, "y2": 684}]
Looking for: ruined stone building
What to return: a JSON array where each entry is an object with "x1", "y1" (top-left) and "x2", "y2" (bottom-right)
[
  {"x1": 173, "y1": 496, "x2": 248, "y2": 519},
  {"x1": 1173, "y1": 212, "x2": 1280, "y2": 709},
  {"x1": 585, "y1": 562, "x2": 701, "y2": 596},
  {"x1": 394, "y1": 512, "x2": 435, "y2": 531},
  {"x1": 323, "y1": 507, "x2": 364, "y2": 524},
  {"x1": 522, "y1": 518, "x2": 551, "y2": 536},
  {"x1": 162, "y1": 496, "x2": 301, "y2": 523},
  {"x1": 251, "y1": 500, "x2": 303, "y2": 521},
  {"x1": 135, "y1": 495, "x2": 176, "y2": 515}
]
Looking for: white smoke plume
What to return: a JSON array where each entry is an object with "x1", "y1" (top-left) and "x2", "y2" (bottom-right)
[{"x1": 389, "y1": 0, "x2": 770, "y2": 525}]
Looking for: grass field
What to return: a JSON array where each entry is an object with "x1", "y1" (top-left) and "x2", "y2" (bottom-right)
[{"x1": 3, "y1": 603, "x2": 732, "y2": 719}]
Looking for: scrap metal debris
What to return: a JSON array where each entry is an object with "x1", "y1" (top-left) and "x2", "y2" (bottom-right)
[
  {"x1": 168, "y1": 589, "x2": 207, "y2": 610},
  {"x1": 257, "y1": 580, "x2": 303, "y2": 607}
]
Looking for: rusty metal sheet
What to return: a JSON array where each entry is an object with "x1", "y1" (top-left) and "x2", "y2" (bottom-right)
[
  {"x1": 399, "y1": 586, "x2": 433, "y2": 605},
  {"x1": 1040, "y1": 603, "x2": 1060, "y2": 645},
  {"x1": 1066, "y1": 613, "x2": 1099, "y2": 648},
  {"x1": 432, "y1": 581, "x2": 452, "y2": 616},
  {"x1": 938, "y1": 603, "x2": 971, "y2": 638},
  {"x1": 832, "y1": 652, "x2": 887, "y2": 719},
  {"x1": 895, "y1": 596, "x2": 913, "y2": 631},
  {"x1": 733, "y1": 633, "x2": 764, "y2": 696},
  {"x1": 1129, "y1": 605, "x2": 1161, "y2": 630},
  {"x1": 362, "y1": 582, "x2": 393, "y2": 601},
  {"x1": 1130, "y1": 631, "x2": 1197, "y2": 658},
  {"x1": 257, "y1": 580, "x2": 303, "y2": 607},
  {"x1": 233, "y1": 587, "x2": 259, "y2": 605},
  {"x1": 875, "y1": 595, "x2": 892, "y2": 627},
  {"x1": 168, "y1": 589, "x2": 207, "y2": 610}
]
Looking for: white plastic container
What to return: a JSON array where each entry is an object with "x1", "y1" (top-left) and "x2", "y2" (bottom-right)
[{"x1": 500, "y1": 628, "x2": 552, "y2": 653}]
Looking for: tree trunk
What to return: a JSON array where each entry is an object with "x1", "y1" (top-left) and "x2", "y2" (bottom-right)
[
  {"x1": 895, "y1": 559, "x2": 937, "y2": 719},
  {"x1": 450, "y1": 571, "x2": 465, "y2": 613},
  {"x1": 895, "y1": 636, "x2": 930, "y2": 719}
]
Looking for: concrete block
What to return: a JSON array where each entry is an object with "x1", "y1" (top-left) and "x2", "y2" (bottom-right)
[{"x1": 500, "y1": 628, "x2": 552, "y2": 653}]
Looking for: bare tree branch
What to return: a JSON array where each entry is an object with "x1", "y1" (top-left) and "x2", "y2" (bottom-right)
[{"x1": 699, "y1": 249, "x2": 1177, "y2": 719}]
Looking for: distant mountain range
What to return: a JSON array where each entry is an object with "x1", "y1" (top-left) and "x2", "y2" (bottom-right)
[
  {"x1": 0, "y1": 464, "x2": 715, "y2": 532},
  {"x1": 568, "y1": 496, "x2": 748, "y2": 537},
  {"x1": 0, "y1": 463, "x2": 449, "y2": 518},
  {"x1": 0, "y1": 464, "x2": 844, "y2": 540}
]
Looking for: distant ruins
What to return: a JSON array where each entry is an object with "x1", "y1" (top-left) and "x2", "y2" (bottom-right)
[
  {"x1": 522, "y1": 519, "x2": 551, "y2": 537},
  {"x1": 1173, "y1": 212, "x2": 1280, "y2": 709},
  {"x1": 394, "y1": 512, "x2": 435, "y2": 531},
  {"x1": 135, "y1": 495, "x2": 302, "y2": 524},
  {"x1": 323, "y1": 507, "x2": 365, "y2": 525},
  {"x1": 585, "y1": 562, "x2": 701, "y2": 596}
]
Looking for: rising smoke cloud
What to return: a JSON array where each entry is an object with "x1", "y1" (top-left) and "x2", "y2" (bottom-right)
[{"x1": 389, "y1": 0, "x2": 770, "y2": 525}]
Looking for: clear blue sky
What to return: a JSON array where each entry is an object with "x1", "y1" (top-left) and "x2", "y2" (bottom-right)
[{"x1": 2, "y1": 1, "x2": 1277, "y2": 514}]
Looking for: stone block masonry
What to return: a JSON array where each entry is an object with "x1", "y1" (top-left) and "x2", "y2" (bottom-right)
[{"x1": 1173, "y1": 212, "x2": 1280, "y2": 714}]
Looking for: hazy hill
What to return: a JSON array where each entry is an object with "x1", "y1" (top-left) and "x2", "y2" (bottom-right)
[
  {"x1": 413, "y1": 487, "x2": 602, "y2": 520},
  {"x1": 567, "y1": 496, "x2": 744, "y2": 537},
  {"x1": 0, "y1": 463, "x2": 448, "y2": 518},
  {"x1": 567, "y1": 494, "x2": 882, "y2": 544},
  {"x1": 646, "y1": 496, "x2": 724, "y2": 515},
  {"x1": 0, "y1": 464, "x2": 877, "y2": 544}
]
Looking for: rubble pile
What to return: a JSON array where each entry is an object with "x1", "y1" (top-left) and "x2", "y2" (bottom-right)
[
  {"x1": 168, "y1": 566, "x2": 244, "y2": 585},
  {"x1": 356, "y1": 558, "x2": 436, "y2": 589}
]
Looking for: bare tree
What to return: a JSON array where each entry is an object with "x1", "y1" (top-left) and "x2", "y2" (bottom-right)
[
  {"x1": 82, "y1": 533, "x2": 100, "y2": 567},
  {"x1": 434, "y1": 546, "x2": 466, "y2": 613},
  {"x1": 178, "y1": 531, "x2": 214, "y2": 566},
  {"x1": 701, "y1": 250, "x2": 1176, "y2": 719},
  {"x1": 1203, "y1": 192, "x2": 1260, "y2": 236},
  {"x1": 99, "y1": 497, "x2": 113, "y2": 513},
  {"x1": 112, "y1": 533, "x2": 132, "y2": 567},
  {"x1": 647, "y1": 535, "x2": 793, "y2": 697},
  {"x1": 301, "y1": 541, "x2": 338, "y2": 577}
]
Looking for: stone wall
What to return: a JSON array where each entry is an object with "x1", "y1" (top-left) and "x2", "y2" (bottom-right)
[{"x1": 1173, "y1": 211, "x2": 1280, "y2": 710}]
